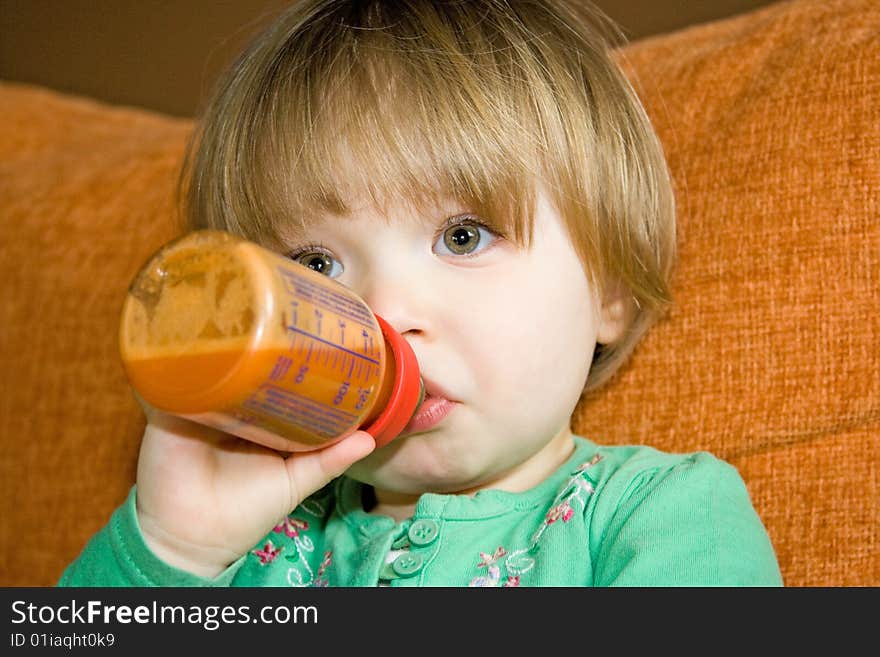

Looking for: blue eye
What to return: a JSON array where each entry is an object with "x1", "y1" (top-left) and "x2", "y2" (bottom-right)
[
  {"x1": 433, "y1": 217, "x2": 498, "y2": 256},
  {"x1": 289, "y1": 248, "x2": 344, "y2": 278}
]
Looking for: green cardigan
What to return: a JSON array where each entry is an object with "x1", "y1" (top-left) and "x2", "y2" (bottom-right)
[{"x1": 59, "y1": 436, "x2": 783, "y2": 587}]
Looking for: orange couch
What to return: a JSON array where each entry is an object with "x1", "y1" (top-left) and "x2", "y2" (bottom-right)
[{"x1": 1, "y1": 0, "x2": 877, "y2": 587}]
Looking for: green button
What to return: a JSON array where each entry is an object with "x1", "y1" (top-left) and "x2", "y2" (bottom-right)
[
  {"x1": 408, "y1": 519, "x2": 440, "y2": 546},
  {"x1": 391, "y1": 552, "x2": 424, "y2": 577}
]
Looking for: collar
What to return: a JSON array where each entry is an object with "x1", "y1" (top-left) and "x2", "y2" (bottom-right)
[{"x1": 335, "y1": 435, "x2": 600, "y2": 536}]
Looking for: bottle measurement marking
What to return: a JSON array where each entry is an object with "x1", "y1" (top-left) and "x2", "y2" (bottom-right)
[
  {"x1": 286, "y1": 330, "x2": 380, "y2": 385},
  {"x1": 286, "y1": 327, "x2": 380, "y2": 366},
  {"x1": 269, "y1": 356, "x2": 293, "y2": 382}
]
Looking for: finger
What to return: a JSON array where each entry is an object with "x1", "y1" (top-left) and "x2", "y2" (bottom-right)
[{"x1": 284, "y1": 431, "x2": 376, "y2": 507}]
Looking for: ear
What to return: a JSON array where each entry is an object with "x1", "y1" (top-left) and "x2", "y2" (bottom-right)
[{"x1": 596, "y1": 281, "x2": 631, "y2": 345}]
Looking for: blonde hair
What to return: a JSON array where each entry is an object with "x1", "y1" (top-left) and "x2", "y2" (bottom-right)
[{"x1": 180, "y1": 0, "x2": 676, "y2": 392}]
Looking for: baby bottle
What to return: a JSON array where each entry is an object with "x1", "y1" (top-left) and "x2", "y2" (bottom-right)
[{"x1": 118, "y1": 229, "x2": 424, "y2": 451}]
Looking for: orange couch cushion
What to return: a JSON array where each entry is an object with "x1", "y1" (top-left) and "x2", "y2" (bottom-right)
[
  {"x1": 0, "y1": 87, "x2": 190, "y2": 585},
  {"x1": 577, "y1": 0, "x2": 880, "y2": 586},
  {"x1": 0, "y1": 0, "x2": 877, "y2": 586}
]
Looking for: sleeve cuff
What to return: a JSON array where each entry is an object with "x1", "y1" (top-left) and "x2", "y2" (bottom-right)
[{"x1": 108, "y1": 487, "x2": 246, "y2": 587}]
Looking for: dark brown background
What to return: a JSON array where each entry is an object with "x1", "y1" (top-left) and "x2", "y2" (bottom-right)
[{"x1": 1, "y1": 0, "x2": 780, "y2": 118}]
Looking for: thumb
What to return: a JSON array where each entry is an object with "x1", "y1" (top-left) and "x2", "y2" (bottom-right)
[{"x1": 284, "y1": 430, "x2": 376, "y2": 507}]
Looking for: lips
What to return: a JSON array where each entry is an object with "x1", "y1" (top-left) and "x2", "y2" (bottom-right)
[
  {"x1": 420, "y1": 376, "x2": 453, "y2": 402},
  {"x1": 402, "y1": 377, "x2": 457, "y2": 434}
]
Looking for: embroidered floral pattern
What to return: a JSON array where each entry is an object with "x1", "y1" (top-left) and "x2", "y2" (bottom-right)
[
  {"x1": 477, "y1": 546, "x2": 507, "y2": 568},
  {"x1": 531, "y1": 454, "x2": 599, "y2": 544},
  {"x1": 248, "y1": 495, "x2": 331, "y2": 586},
  {"x1": 313, "y1": 551, "x2": 333, "y2": 587},
  {"x1": 274, "y1": 516, "x2": 309, "y2": 538},
  {"x1": 251, "y1": 540, "x2": 282, "y2": 565},
  {"x1": 467, "y1": 454, "x2": 602, "y2": 587},
  {"x1": 469, "y1": 547, "x2": 521, "y2": 587},
  {"x1": 545, "y1": 500, "x2": 574, "y2": 524}
]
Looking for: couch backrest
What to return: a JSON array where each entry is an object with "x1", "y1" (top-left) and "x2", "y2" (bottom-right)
[
  {"x1": 0, "y1": 0, "x2": 876, "y2": 586},
  {"x1": 576, "y1": 0, "x2": 879, "y2": 586}
]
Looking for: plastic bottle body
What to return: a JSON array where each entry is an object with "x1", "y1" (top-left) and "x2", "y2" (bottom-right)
[{"x1": 119, "y1": 230, "x2": 422, "y2": 451}]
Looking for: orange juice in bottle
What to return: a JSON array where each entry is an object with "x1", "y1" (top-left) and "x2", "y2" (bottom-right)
[{"x1": 119, "y1": 229, "x2": 423, "y2": 451}]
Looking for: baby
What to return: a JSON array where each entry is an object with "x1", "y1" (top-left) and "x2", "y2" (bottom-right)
[{"x1": 60, "y1": 0, "x2": 782, "y2": 586}]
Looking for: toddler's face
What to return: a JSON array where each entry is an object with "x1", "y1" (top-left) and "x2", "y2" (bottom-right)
[{"x1": 282, "y1": 189, "x2": 619, "y2": 497}]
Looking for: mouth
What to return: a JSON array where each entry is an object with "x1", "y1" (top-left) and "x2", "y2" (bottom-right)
[{"x1": 402, "y1": 378, "x2": 457, "y2": 435}]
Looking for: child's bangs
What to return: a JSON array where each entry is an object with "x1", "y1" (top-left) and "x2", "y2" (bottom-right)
[{"x1": 263, "y1": 20, "x2": 547, "y2": 244}]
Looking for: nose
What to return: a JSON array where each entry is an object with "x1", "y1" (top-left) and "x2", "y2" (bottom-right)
[{"x1": 359, "y1": 265, "x2": 430, "y2": 339}]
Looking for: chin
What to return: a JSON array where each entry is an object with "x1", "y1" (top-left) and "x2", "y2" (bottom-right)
[{"x1": 349, "y1": 442, "x2": 489, "y2": 495}]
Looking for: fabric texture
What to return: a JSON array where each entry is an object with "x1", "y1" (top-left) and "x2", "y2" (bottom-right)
[
  {"x1": 1, "y1": 0, "x2": 877, "y2": 586},
  {"x1": 576, "y1": 0, "x2": 879, "y2": 587},
  {"x1": 57, "y1": 437, "x2": 782, "y2": 587}
]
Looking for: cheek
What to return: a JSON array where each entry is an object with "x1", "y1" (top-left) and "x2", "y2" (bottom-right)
[{"x1": 455, "y1": 270, "x2": 598, "y2": 410}]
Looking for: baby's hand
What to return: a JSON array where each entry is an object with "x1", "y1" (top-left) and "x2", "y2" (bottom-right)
[{"x1": 134, "y1": 405, "x2": 375, "y2": 578}]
